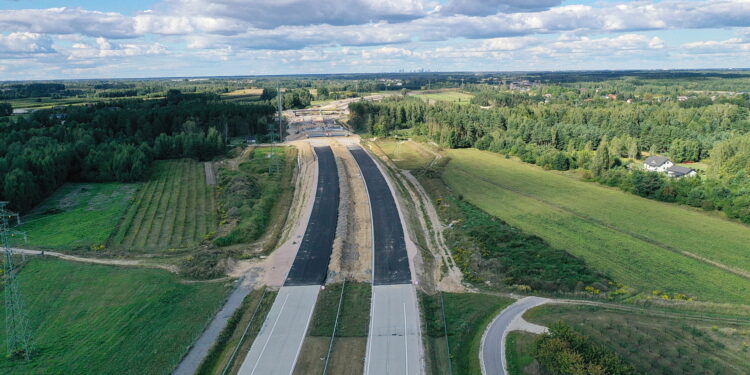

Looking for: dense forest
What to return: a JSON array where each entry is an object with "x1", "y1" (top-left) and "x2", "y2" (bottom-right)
[
  {"x1": 349, "y1": 88, "x2": 750, "y2": 223},
  {"x1": 0, "y1": 90, "x2": 275, "y2": 212}
]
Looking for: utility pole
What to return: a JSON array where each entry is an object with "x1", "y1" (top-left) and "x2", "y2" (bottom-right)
[{"x1": 0, "y1": 202, "x2": 32, "y2": 360}]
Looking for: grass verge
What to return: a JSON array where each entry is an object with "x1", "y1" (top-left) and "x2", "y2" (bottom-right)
[
  {"x1": 506, "y1": 332, "x2": 537, "y2": 375},
  {"x1": 196, "y1": 288, "x2": 275, "y2": 375},
  {"x1": 0, "y1": 257, "x2": 229, "y2": 374},
  {"x1": 420, "y1": 292, "x2": 513, "y2": 375}
]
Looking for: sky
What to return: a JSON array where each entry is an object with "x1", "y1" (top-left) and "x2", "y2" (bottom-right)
[{"x1": 1, "y1": 0, "x2": 749, "y2": 80}]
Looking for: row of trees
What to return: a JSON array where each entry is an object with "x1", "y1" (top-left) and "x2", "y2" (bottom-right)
[
  {"x1": 0, "y1": 92, "x2": 276, "y2": 212},
  {"x1": 349, "y1": 93, "x2": 750, "y2": 223}
]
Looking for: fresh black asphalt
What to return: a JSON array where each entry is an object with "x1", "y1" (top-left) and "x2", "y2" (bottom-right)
[
  {"x1": 349, "y1": 146, "x2": 412, "y2": 285},
  {"x1": 284, "y1": 146, "x2": 340, "y2": 286}
]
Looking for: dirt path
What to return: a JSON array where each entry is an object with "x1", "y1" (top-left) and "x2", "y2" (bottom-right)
[
  {"x1": 365, "y1": 140, "x2": 464, "y2": 292},
  {"x1": 9, "y1": 248, "x2": 178, "y2": 272},
  {"x1": 204, "y1": 162, "x2": 216, "y2": 185}
]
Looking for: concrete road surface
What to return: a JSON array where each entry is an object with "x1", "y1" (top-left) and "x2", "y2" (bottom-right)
[
  {"x1": 365, "y1": 284, "x2": 423, "y2": 375},
  {"x1": 237, "y1": 285, "x2": 321, "y2": 375},
  {"x1": 480, "y1": 297, "x2": 549, "y2": 375}
]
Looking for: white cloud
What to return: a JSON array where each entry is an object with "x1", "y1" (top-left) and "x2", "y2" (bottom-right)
[
  {"x1": 440, "y1": 0, "x2": 562, "y2": 16},
  {"x1": 0, "y1": 8, "x2": 135, "y2": 38},
  {"x1": 66, "y1": 37, "x2": 167, "y2": 60},
  {"x1": 0, "y1": 32, "x2": 55, "y2": 57}
]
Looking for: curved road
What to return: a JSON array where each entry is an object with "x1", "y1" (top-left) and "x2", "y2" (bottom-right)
[{"x1": 480, "y1": 297, "x2": 549, "y2": 375}]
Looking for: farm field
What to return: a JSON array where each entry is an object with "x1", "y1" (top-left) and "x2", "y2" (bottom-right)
[
  {"x1": 524, "y1": 304, "x2": 750, "y2": 375},
  {"x1": 372, "y1": 139, "x2": 435, "y2": 170},
  {"x1": 420, "y1": 292, "x2": 513, "y2": 375},
  {"x1": 412, "y1": 90, "x2": 474, "y2": 104},
  {"x1": 16, "y1": 183, "x2": 136, "y2": 250},
  {"x1": 111, "y1": 159, "x2": 217, "y2": 252},
  {"x1": 0, "y1": 258, "x2": 229, "y2": 374},
  {"x1": 442, "y1": 148, "x2": 750, "y2": 304}
]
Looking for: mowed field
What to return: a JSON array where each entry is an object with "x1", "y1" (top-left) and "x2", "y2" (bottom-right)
[
  {"x1": 17, "y1": 183, "x2": 135, "y2": 249},
  {"x1": 111, "y1": 159, "x2": 217, "y2": 252},
  {"x1": 373, "y1": 140, "x2": 435, "y2": 170},
  {"x1": 0, "y1": 258, "x2": 229, "y2": 374},
  {"x1": 442, "y1": 149, "x2": 750, "y2": 304},
  {"x1": 412, "y1": 91, "x2": 474, "y2": 104}
]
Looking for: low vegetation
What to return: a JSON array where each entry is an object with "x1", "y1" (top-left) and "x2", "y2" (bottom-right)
[
  {"x1": 443, "y1": 148, "x2": 750, "y2": 304},
  {"x1": 309, "y1": 282, "x2": 371, "y2": 337},
  {"x1": 413, "y1": 90, "x2": 474, "y2": 104},
  {"x1": 196, "y1": 288, "x2": 277, "y2": 375},
  {"x1": 111, "y1": 159, "x2": 217, "y2": 252},
  {"x1": 420, "y1": 292, "x2": 513, "y2": 375},
  {"x1": 533, "y1": 322, "x2": 636, "y2": 375},
  {"x1": 214, "y1": 147, "x2": 296, "y2": 249},
  {"x1": 0, "y1": 258, "x2": 229, "y2": 374},
  {"x1": 15, "y1": 183, "x2": 135, "y2": 250},
  {"x1": 506, "y1": 332, "x2": 537, "y2": 375},
  {"x1": 525, "y1": 304, "x2": 750, "y2": 375}
]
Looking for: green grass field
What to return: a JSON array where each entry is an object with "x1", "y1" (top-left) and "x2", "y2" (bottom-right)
[
  {"x1": 0, "y1": 258, "x2": 229, "y2": 374},
  {"x1": 506, "y1": 332, "x2": 537, "y2": 375},
  {"x1": 421, "y1": 292, "x2": 513, "y2": 375},
  {"x1": 442, "y1": 148, "x2": 750, "y2": 304},
  {"x1": 16, "y1": 183, "x2": 136, "y2": 250},
  {"x1": 373, "y1": 140, "x2": 435, "y2": 170},
  {"x1": 112, "y1": 159, "x2": 217, "y2": 252},
  {"x1": 413, "y1": 91, "x2": 474, "y2": 104},
  {"x1": 309, "y1": 282, "x2": 371, "y2": 337},
  {"x1": 525, "y1": 304, "x2": 750, "y2": 375}
]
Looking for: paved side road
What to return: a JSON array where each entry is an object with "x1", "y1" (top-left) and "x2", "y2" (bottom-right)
[{"x1": 480, "y1": 297, "x2": 550, "y2": 375}]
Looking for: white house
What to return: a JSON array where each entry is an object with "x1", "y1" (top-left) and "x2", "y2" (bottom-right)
[
  {"x1": 643, "y1": 156, "x2": 697, "y2": 178},
  {"x1": 643, "y1": 156, "x2": 673, "y2": 172}
]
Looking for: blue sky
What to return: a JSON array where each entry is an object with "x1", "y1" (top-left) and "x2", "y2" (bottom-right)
[{"x1": 1, "y1": 0, "x2": 749, "y2": 80}]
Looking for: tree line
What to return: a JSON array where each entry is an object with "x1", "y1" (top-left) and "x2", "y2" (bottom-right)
[
  {"x1": 349, "y1": 91, "x2": 750, "y2": 223},
  {"x1": 0, "y1": 92, "x2": 275, "y2": 212}
]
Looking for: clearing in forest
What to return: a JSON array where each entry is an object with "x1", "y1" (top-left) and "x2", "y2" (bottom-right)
[
  {"x1": 111, "y1": 159, "x2": 218, "y2": 252},
  {"x1": 443, "y1": 148, "x2": 750, "y2": 304}
]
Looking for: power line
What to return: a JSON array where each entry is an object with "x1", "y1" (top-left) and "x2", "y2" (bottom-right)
[{"x1": 0, "y1": 202, "x2": 32, "y2": 360}]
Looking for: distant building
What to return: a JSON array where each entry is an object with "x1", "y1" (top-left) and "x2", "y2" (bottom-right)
[
  {"x1": 643, "y1": 156, "x2": 673, "y2": 172},
  {"x1": 643, "y1": 156, "x2": 696, "y2": 178},
  {"x1": 666, "y1": 165, "x2": 697, "y2": 178}
]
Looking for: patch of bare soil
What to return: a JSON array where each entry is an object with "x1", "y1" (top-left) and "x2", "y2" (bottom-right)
[{"x1": 330, "y1": 141, "x2": 372, "y2": 283}]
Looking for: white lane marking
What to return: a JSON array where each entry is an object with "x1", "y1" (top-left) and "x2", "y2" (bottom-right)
[
  {"x1": 364, "y1": 289, "x2": 375, "y2": 375},
  {"x1": 250, "y1": 293, "x2": 291, "y2": 375},
  {"x1": 403, "y1": 301, "x2": 409, "y2": 375},
  {"x1": 288, "y1": 289, "x2": 318, "y2": 375}
]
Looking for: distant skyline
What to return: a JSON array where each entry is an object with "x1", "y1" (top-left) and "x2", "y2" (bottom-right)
[{"x1": 1, "y1": 0, "x2": 749, "y2": 80}]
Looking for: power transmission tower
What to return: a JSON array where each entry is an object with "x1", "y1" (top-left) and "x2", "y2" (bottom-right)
[
  {"x1": 268, "y1": 85, "x2": 283, "y2": 176},
  {"x1": 0, "y1": 202, "x2": 32, "y2": 360}
]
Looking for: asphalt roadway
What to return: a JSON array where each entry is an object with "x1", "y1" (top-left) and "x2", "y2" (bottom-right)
[
  {"x1": 237, "y1": 146, "x2": 339, "y2": 375},
  {"x1": 349, "y1": 146, "x2": 411, "y2": 285},
  {"x1": 285, "y1": 146, "x2": 340, "y2": 286},
  {"x1": 350, "y1": 145, "x2": 423, "y2": 375},
  {"x1": 480, "y1": 297, "x2": 549, "y2": 375}
]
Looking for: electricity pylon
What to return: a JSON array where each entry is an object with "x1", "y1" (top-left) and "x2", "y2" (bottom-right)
[
  {"x1": 0, "y1": 202, "x2": 32, "y2": 360},
  {"x1": 268, "y1": 85, "x2": 283, "y2": 176}
]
